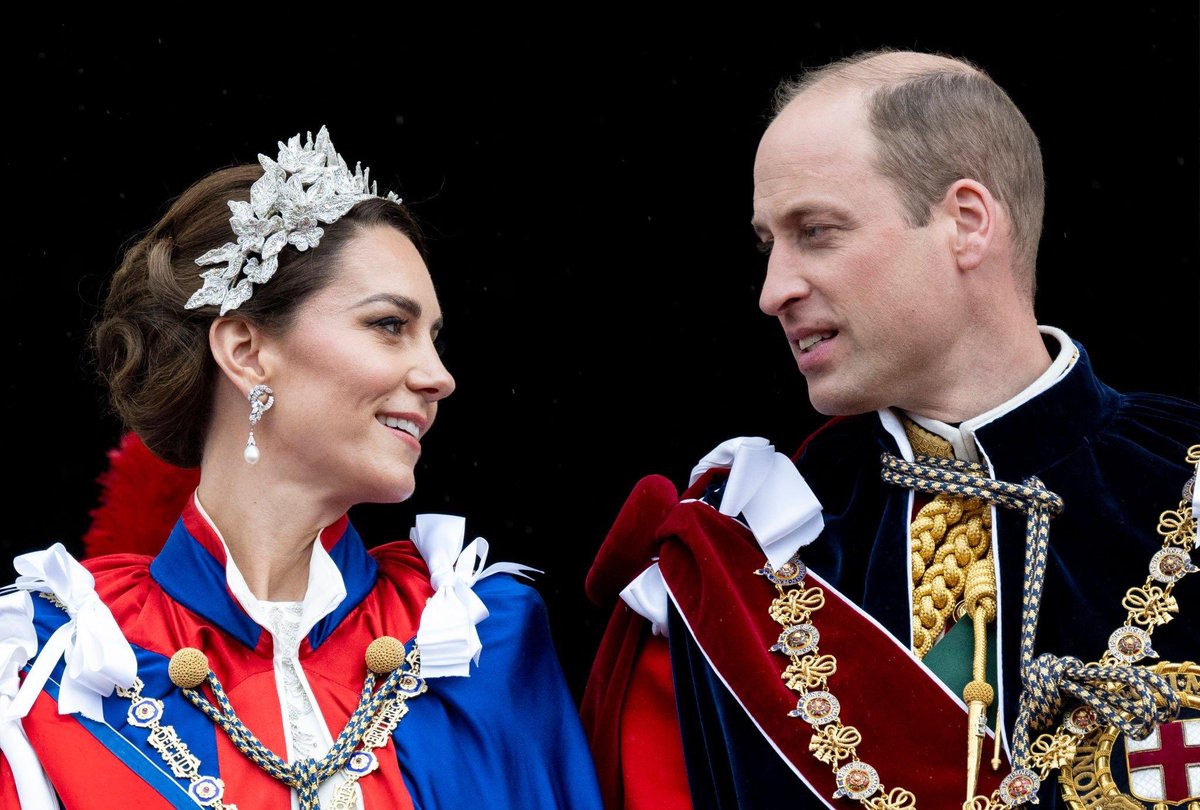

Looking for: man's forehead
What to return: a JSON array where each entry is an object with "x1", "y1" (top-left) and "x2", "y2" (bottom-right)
[
  {"x1": 753, "y1": 89, "x2": 877, "y2": 202},
  {"x1": 760, "y1": 88, "x2": 869, "y2": 158}
]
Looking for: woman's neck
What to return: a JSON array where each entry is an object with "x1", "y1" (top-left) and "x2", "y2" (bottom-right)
[{"x1": 194, "y1": 457, "x2": 348, "y2": 602}]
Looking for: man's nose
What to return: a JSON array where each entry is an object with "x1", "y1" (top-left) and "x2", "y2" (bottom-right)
[{"x1": 758, "y1": 246, "x2": 811, "y2": 317}]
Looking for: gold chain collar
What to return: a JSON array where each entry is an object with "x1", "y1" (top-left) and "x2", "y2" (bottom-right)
[{"x1": 757, "y1": 444, "x2": 1198, "y2": 809}]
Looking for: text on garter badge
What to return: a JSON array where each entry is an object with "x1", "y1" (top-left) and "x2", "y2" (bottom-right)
[{"x1": 1059, "y1": 661, "x2": 1199, "y2": 809}]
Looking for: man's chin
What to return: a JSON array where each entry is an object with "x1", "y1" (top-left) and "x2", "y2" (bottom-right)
[{"x1": 805, "y1": 386, "x2": 879, "y2": 418}]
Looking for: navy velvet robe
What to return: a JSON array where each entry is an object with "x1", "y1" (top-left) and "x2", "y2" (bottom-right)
[{"x1": 671, "y1": 342, "x2": 1198, "y2": 808}]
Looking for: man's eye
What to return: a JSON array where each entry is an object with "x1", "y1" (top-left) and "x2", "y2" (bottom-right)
[
  {"x1": 755, "y1": 240, "x2": 774, "y2": 255},
  {"x1": 803, "y1": 225, "x2": 829, "y2": 239}
]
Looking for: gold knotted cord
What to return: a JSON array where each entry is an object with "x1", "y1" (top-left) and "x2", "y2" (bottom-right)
[
  {"x1": 903, "y1": 419, "x2": 994, "y2": 659},
  {"x1": 900, "y1": 418, "x2": 1003, "y2": 801}
]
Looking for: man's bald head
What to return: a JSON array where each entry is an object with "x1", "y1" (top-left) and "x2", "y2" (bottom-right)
[{"x1": 774, "y1": 50, "x2": 1045, "y2": 296}]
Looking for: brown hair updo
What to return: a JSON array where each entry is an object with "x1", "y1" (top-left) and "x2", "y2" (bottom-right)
[{"x1": 91, "y1": 162, "x2": 423, "y2": 468}]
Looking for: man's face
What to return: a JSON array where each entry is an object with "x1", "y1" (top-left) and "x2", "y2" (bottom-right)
[{"x1": 752, "y1": 87, "x2": 961, "y2": 417}]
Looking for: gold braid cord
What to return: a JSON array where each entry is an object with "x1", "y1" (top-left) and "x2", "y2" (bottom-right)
[
  {"x1": 904, "y1": 419, "x2": 1003, "y2": 799},
  {"x1": 911, "y1": 493, "x2": 994, "y2": 657},
  {"x1": 903, "y1": 419, "x2": 994, "y2": 658}
]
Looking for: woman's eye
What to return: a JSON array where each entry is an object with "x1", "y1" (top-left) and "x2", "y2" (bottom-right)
[{"x1": 372, "y1": 317, "x2": 408, "y2": 335}]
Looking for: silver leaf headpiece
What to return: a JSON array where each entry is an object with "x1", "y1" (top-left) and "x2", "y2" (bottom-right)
[{"x1": 184, "y1": 125, "x2": 402, "y2": 315}]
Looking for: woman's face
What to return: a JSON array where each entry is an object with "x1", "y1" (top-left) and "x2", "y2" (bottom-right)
[{"x1": 256, "y1": 225, "x2": 455, "y2": 504}]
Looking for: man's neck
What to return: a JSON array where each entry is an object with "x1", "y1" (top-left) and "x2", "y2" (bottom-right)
[
  {"x1": 904, "y1": 319, "x2": 1054, "y2": 423},
  {"x1": 897, "y1": 325, "x2": 1078, "y2": 462}
]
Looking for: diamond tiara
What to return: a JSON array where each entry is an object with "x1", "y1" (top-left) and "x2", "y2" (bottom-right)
[{"x1": 184, "y1": 125, "x2": 402, "y2": 316}]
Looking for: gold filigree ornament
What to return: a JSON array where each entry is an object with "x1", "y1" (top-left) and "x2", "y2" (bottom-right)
[
  {"x1": 1122, "y1": 586, "x2": 1180, "y2": 628},
  {"x1": 759, "y1": 553, "x2": 908, "y2": 805},
  {"x1": 1157, "y1": 508, "x2": 1196, "y2": 549},
  {"x1": 809, "y1": 723, "x2": 863, "y2": 765},
  {"x1": 769, "y1": 586, "x2": 825, "y2": 624},
  {"x1": 1029, "y1": 730, "x2": 1079, "y2": 771},
  {"x1": 783, "y1": 655, "x2": 838, "y2": 693},
  {"x1": 865, "y1": 787, "x2": 919, "y2": 810}
]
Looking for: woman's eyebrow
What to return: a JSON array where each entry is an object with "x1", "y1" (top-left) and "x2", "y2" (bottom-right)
[
  {"x1": 352, "y1": 292, "x2": 443, "y2": 332},
  {"x1": 351, "y1": 293, "x2": 422, "y2": 317}
]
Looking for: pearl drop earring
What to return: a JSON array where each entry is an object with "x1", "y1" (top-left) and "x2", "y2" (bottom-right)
[{"x1": 244, "y1": 385, "x2": 275, "y2": 464}]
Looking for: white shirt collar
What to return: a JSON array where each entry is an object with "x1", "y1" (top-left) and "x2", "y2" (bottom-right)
[
  {"x1": 191, "y1": 492, "x2": 347, "y2": 652},
  {"x1": 883, "y1": 325, "x2": 1079, "y2": 463}
]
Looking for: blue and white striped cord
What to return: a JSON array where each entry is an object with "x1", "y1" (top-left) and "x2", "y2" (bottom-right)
[
  {"x1": 180, "y1": 654, "x2": 415, "y2": 810},
  {"x1": 881, "y1": 453, "x2": 1179, "y2": 767}
]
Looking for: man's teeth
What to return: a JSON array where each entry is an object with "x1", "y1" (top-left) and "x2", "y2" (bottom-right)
[
  {"x1": 377, "y1": 415, "x2": 421, "y2": 439},
  {"x1": 797, "y1": 332, "x2": 835, "y2": 353}
]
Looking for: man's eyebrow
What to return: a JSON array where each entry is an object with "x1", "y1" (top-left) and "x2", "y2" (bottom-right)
[{"x1": 753, "y1": 203, "x2": 844, "y2": 235}]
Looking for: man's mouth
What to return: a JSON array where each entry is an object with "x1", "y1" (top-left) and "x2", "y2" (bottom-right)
[
  {"x1": 796, "y1": 332, "x2": 836, "y2": 353},
  {"x1": 376, "y1": 415, "x2": 422, "y2": 440}
]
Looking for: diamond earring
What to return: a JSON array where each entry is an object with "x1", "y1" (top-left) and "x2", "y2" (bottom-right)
[{"x1": 244, "y1": 385, "x2": 275, "y2": 464}]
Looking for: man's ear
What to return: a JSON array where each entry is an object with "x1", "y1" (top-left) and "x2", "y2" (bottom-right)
[
  {"x1": 940, "y1": 179, "x2": 996, "y2": 272},
  {"x1": 209, "y1": 317, "x2": 270, "y2": 395}
]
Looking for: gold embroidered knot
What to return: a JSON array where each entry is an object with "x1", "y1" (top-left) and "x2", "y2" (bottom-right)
[
  {"x1": 1158, "y1": 507, "x2": 1197, "y2": 548},
  {"x1": 769, "y1": 587, "x2": 825, "y2": 625},
  {"x1": 782, "y1": 654, "x2": 837, "y2": 692},
  {"x1": 865, "y1": 787, "x2": 916, "y2": 810},
  {"x1": 365, "y1": 636, "x2": 406, "y2": 674},
  {"x1": 168, "y1": 648, "x2": 210, "y2": 689},
  {"x1": 1122, "y1": 585, "x2": 1179, "y2": 627},
  {"x1": 808, "y1": 723, "x2": 861, "y2": 765},
  {"x1": 962, "y1": 679, "x2": 994, "y2": 706},
  {"x1": 962, "y1": 796, "x2": 1003, "y2": 810},
  {"x1": 1029, "y1": 731, "x2": 1077, "y2": 771}
]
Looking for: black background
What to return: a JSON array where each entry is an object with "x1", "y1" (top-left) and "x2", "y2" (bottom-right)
[{"x1": 6, "y1": 15, "x2": 1198, "y2": 698}]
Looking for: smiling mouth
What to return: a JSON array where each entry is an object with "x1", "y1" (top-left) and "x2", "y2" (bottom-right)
[
  {"x1": 796, "y1": 332, "x2": 837, "y2": 353},
  {"x1": 376, "y1": 415, "x2": 421, "y2": 440}
]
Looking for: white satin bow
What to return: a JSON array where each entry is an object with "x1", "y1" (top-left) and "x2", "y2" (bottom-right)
[
  {"x1": 690, "y1": 436, "x2": 824, "y2": 568},
  {"x1": 0, "y1": 590, "x2": 58, "y2": 809},
  {"x1": 410, "y1": 515, "x2": 539, "y2": 678},
  {"x1": 620, "y1": 437, "x2": 826, "y2": 636},
  {"x1": 2, "y1": 543, "x2": 137, "y2": 722}
]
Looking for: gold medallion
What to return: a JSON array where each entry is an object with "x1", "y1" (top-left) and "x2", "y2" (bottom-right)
[{"x1": 1059, "y1": 661, "x2": 1199, "y2": 809}]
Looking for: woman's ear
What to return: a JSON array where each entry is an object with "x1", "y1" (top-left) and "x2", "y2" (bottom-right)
[{"x1": 209, "y1": 317, "x2": 269, "y2": 395}]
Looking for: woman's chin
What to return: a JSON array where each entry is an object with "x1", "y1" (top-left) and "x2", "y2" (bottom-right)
[{"x1": 358, "y1": 477, "x2": 417, "y2": 506}]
